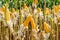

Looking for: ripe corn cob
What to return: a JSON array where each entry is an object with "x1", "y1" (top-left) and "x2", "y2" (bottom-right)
[
  {"x1": 45, "y1": 8, "x2": 51, "y2": 15},
  {"x1": 33, "y1": 0, "x2": 38, "y2": 5},
  {"x1": 11, "y1": 8, "x2": 16, "y2": 19},
  {"x1": 24, "y1": 3, "x2": 28, "y2": 10},
  {"x1": 24, "y1": 15, "x2": 36, "y2": 29},
  {"x1": 44, "y1": 22, "x2": 51, "y2": 33},
  {"x1": 5, "y1": 9, "x2": 11, "y2": 22},
  {"x1": 53, "y1": 5, "x2": 60, "y2": 14},
  {"x1": 0, "y1": 6, "x2": 5, "y2": 12},
  {"x1": 37, "y1": 7, "x2": 41, "y2": 13}
]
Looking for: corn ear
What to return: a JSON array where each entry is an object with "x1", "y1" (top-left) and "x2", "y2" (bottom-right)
[
  {"x1": 44, "y1": 22, "x2": 51, "y2": 33},
  {"x1": 5, "y1": 9, "x2": 10, "y2": 22}
]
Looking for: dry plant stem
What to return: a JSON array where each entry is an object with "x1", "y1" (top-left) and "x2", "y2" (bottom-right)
[
  {"x1": 25, "y1": 29, "x2": 29, "y2": 40},
  {"x1": 19, "y1": 0, "x2": 23, "y2": 25},
  {"x1": 52, "y1": 13, "x2": 55, "y2": 40},
  {"x1": 56, "y1": 22, "x2": 58, "y2": 40},
  {"x1": 8, "y1": 25, "x2": 15, "y2": 40},
  {"x1": 53, "y1": 2, "x2": 56, "y2": 40},
  {"x1": 19, "y1": 10, "x2": 23, "y2": 25},
  {"x1": 1, "y1": 21, "x2": 4, "y2": 40},
  {"x1": 13, "y1": 24, "x2": 16, "y2": 40},
  {"x1": 13, "y1": 23, "x2": 14, "y2": 40},
  {"x1": 9, "y1": 28, "x2": 10, "y2": 40},
  {"x1": 19, "y1": 9, "x2": 23, "y2": 40},
  {"x1": 35, "y1": 14, "x2": 38, "y2": 28},
  {"x1": 29, "y1": 23, "x2": 32, "y2": 40},
  {"x1": 9, "y1": 27, "x2": 12, "y2": 40},
  {"x1": 43, "y1": 2, "x2": 46, "y2": 40},
  {"x1": 39, "y1": 17, "x2": 43, "y2": 40},
  {"x1": 51, "y1": 10, "x2": 55, "y2": 40},
  {"x1": 3, "y1": 25, "x2": 6, "y2": 40},
  {"x1": 15, "y1": 23, "x2": 18, "y2": 40},
  {"x1": 58, "y1": 23, "x2": 60, "y2": 40},
  {"x1": 53, "y1": 21, "x2": 55, "y2": 40},
  {"x1": 49, "y1": 20, "x2": 52, "y2": 40},
  {"x1": 0, "y1": 21, "x2": 2, "y2": 40},
  {"x1": 44, "y1": 2, "x2": 46, "y2": 22},
  {"x1": 5, "y1": 27, "x2": 9, "y2": 40},
  {"x1": 1, "y1": 21, "x2": 2, "y2": 40},
  {"x1": 19, "y1": 1, "x2": 23, "y2": 40}
]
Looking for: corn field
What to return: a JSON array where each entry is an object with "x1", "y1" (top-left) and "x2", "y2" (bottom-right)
[{"x1": 0, "y1": 0, "x2": 60, "y2": 40}]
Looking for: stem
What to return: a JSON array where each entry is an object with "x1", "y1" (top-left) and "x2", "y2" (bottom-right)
[
  {"x1": 56, "y1": 22, "x2": 58, "y2": 40},
  {"x1": 0, "y1": 21, "x2": 1, "y2": 39}
]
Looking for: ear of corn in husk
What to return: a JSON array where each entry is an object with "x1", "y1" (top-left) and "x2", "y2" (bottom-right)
[
  {"x1": 24, "y1": 14, "x2": 36, "y2": 29},
  {"x1": 11, "y1": 8, "x2": 15, "y2": 13},
  {"x1": 32, "y1": 0, "x2": 38, "y2": 8},
  {"x1": 53, "y1": 5, "x2": 60, "y2": 14},
  {"x1": 44, "y1": 22, "x2": 51, "y2": 33},
  {"x1": 24, "y1": 3, "x2": 28, "y2": 10},
  {"x1": 0, "y1": 6, "x2": 5, "y2": 12},
  {"x1": 5, "y1": 9, "x2": 11, "y2": 22},
  {"x1": 0, "y1": 7, "x2": 5, "y2": 21},
  {"x1": 0, "y1": 6, "x2": 5, "y2": 18},
  {"x1": 33, "y1": 0, "x2": 38, "y2": 5},
  {"x1": 45, "y1": 8, "x2": 51, "y2": 15},
  {"x1": 11, "y1": 8, "x2": 16, "y2": 19},
  {"x1": 23, "y1": 15, "x2": 31, "y2": 28},
  {"x1": 37, "y1": 7, "x2": 41, "y2": 13}
]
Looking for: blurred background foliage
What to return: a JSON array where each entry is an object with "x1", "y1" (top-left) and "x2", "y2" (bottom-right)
[{"x1": 0, "y1": 0, "x2": 60, "y2": 9}]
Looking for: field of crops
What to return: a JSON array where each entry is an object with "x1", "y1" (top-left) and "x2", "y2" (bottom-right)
[{"x1": 0, "y1": 0, "x2": 60, "y2": 40}]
